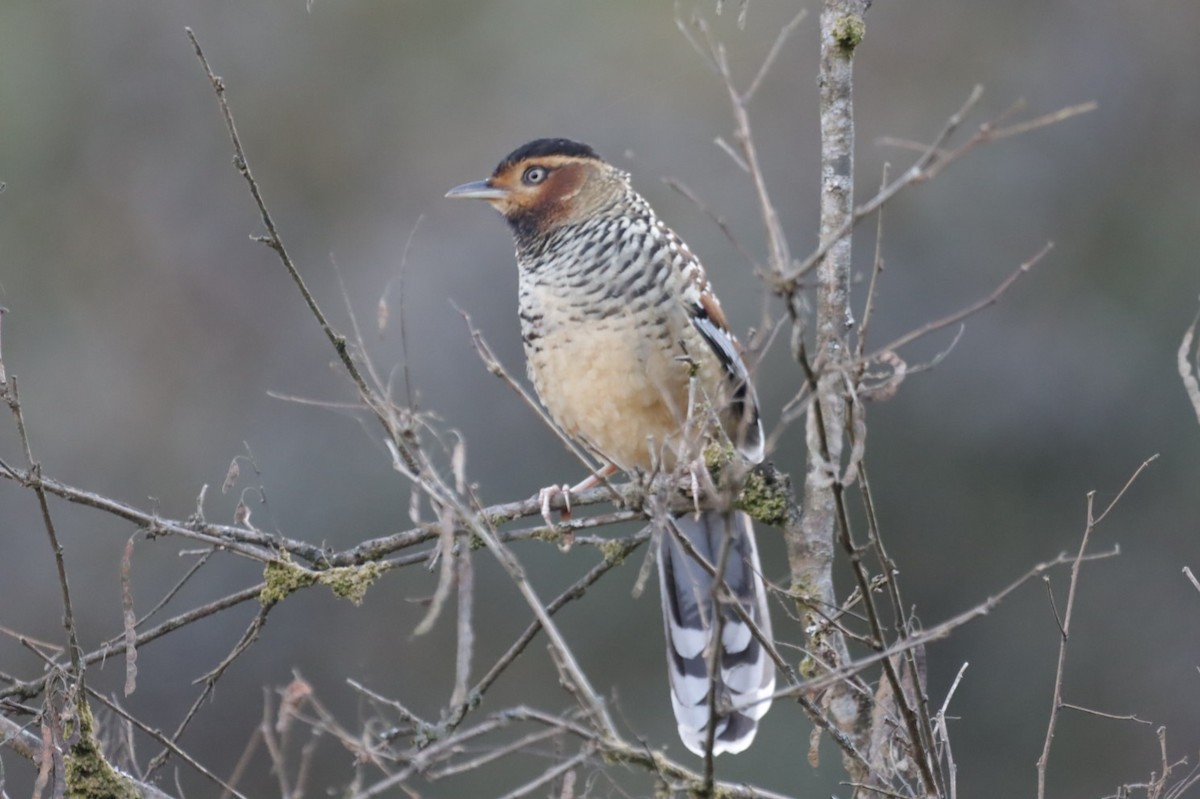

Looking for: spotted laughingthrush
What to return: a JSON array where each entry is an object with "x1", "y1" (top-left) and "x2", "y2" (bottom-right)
[{"x1": 447, "y1": 138, "x2": 775, "y2": 755}]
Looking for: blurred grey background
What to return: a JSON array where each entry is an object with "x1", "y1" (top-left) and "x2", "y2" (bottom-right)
[{"x1": 1, "y1": 0, "x2": 1198, "y2": 796}]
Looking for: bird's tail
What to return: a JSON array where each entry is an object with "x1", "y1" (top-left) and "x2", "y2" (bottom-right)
[{"x1": 658, "y1": 509, "x2": 775, "y2": 756}]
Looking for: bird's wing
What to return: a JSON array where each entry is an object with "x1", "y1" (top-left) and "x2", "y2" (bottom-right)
[{"x1": 670, "y1": 234, "x2": 765, "y2": 463}]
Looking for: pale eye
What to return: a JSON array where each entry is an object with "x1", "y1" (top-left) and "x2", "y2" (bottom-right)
[{"x1": 522, "y1": 166, "x2": 549, "y2": 185}]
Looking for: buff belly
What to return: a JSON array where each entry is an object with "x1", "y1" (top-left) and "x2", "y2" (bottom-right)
[
  {"x1": 526, "y1": 321, "x2": 696, "y2": 471},
  {"x1": 526, "y1": 314, "x2": 735, "y2": 472}
]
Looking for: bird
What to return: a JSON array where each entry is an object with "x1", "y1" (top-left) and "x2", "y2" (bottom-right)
[{"x1": 446, "y1": 138, "x2": 774, "y2": 756}]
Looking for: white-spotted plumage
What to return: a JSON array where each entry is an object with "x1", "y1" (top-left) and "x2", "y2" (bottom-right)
[{"x1": 447, "y1": 138, "x2": 774, "y2": 756}]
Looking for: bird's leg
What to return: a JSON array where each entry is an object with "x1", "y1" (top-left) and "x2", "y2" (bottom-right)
[
  {"x1": 538, "y1": 464, "x2": 618, "y2": 551},
  {"x1": 570, "y1": 462, "x2": 618, "y2": 494},
  {"x1": 538, "y1": 484, "x2": 572, "y2": 529}
]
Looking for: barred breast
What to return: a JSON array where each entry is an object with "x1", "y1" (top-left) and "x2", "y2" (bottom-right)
[{"x1": 517, "y1": 214, "x2": 729, "y2": 471}]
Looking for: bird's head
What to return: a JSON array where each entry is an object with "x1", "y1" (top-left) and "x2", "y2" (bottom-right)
[{"x1": 446, "y1": 138, "x2": 628, "y2": 239}]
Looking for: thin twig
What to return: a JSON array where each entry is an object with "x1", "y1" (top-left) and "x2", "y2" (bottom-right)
[
  {"x1": 1043, "y1": 577, "x2": 1066, "y2": 637},
  {"x1": 185, "y1": 28, "x2": 421, "y2": 475},
  {"x1": 785, "y1": 94, "x2": 1095, "y2": 288},
  {"x1": 493, "y1": 748, "x2": 592, "y2": 799},
  {"x1": 786, "y1": 83, "x2": 984, "y2": 287},
  {"x1": 935, "y1": 662, "x2": 968, "y2": 799},
  {"x1": 832, "y1": 470, "x2": 943, "y2": 797},
  {"x1": 867, "y1": 241, "x2": 1054, "y2": 361},
  {"x1": 1036, "y1": 455, "x2": 1158, "y2": 799},
  {"x1": 461, "y1": 532, "x2": 647, "y2": 724},
  {"x1": 146, "y1": 603, "x2": 274, "y2": 776},
  {"x1": 773, "y1": 544, "x2": 1121, "y2": 700},
  {"x1": 743, "y1": 9, "x2": 809, "y2": 103},
  {"x1": 4, "y1": 378, "x2": 84, "y2": 679},
  {"x1": 88, "y1": 689, "x2": 250, "y2": 799},
  {"x1": 453, "y1": 304, "x2": 623, "y2": 510},
  {"x1": 2, "y1": 585, "x2": 263, "y2": 704},
  {"x1": 681, "y1": 12, "x2": 792, "y2": 278},
  {"x1": 131, "y1": 549, "x2": 217, "y2": 632},
  {"x1": 471, "y1": 520, "x2": 617, "y2": 738},
  {"x1": 982, "y1": 101, "x2": 1099, "y2": 143},
  {"x1": 425, "y1": 727, "x2": 565, "y2": 781},
  {"x1": 663, "y1": 177, "x2": 758, "y2": 270},
  {"x1": 1058, "y1": 703, "x2": 1153, "y2": 724},
  {"x1": 383, "y1": 214, "x2": 424, "y2": 409},
  {"x1": 855, "y1": 162, "x2": 890, "y2": 372},
  {"x1": 346, "y1": 678, "x2": 429, "y2": 733}
]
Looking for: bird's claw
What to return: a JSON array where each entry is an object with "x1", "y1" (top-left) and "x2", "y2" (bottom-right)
[{"x1": 538, "y1": 484, "x2": 574, "y2": 550}]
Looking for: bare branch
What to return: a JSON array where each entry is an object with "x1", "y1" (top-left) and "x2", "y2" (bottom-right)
[
  {"x1": 682, "y1": 12, "x2": 793, "y2": 277},
  {"x1": 145, "y1": 603, "x2": 274, "y2": 776},
  {"x1": 788, "y1": 83, "x2": 983, "y2": 287},
  {"x1": 88, "y1": 689, "x2": 250, "y2": 799},
  {"x1": 786, "y1": 94, "x2": 1095, "y2": 288},
  {"x1": 934, "y1": 662, "x2": 969, "y2": 799},
  {"x1": 1058, "y1": 703, "x2": 1153, "y2": 725},
  {"x1": 472, "y1": 520, "x2": 617, "y2": 737},
  {"x1": 462, "y1": 532, "x2": 646, "y2": 724},
  {"x1": 3, "y1": 377, "x2": 84, "y2": 679},
  {"x1": 855, "y1": 162, "x2": 891, "y2": 370},
  {"x1": 743, "y1": 8, "x2": 808, "y2": 103},
  {"x1": 984, "y1": 101, "x2": 1098, "y2": 142},
  {"x1": 185, "y1": 28, "x2": 424, "y2": 476},
  {"x1": 425, "y1": 726, "x2": 564, "y2": 781},
  {"x1": 493, "y1": 748, "x2": 592, "y2": 799},
  {"x1": 663, "y1": 177, "x2": 759, "y2": 269},
  {"x1": 1036, "y1": 455, "x2": 1157, "y2": 799},
  {"x1": 454, "y1": 304, "x2": 623, "y2": 512},
  {"x1": 867, "y1": 241, "x2": 1054, "y2": 361},
  {"x1": 774, "y1": 544, "x2": 1121, "y2": 700}
]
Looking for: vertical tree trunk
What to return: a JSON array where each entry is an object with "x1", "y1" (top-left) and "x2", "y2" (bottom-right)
[{"x1": 789, "y1": 0, "x2": 870, "y2": 783}]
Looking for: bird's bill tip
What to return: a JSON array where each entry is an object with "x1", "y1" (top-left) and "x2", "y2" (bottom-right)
[{"x1": 445, "y1": 180, "x2": 509, "y2": 200}]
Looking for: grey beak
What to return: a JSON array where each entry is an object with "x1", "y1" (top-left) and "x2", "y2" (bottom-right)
[{"x1": 445, "y1": 180, "x2": 509, "y2": 200}]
